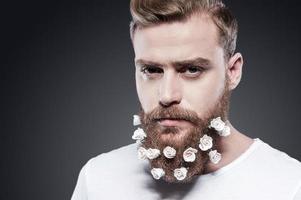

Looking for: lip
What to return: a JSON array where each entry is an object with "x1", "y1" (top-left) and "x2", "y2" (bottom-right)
[{"x1": 158, "y1": 119, "x2": 188, "y2": 127}]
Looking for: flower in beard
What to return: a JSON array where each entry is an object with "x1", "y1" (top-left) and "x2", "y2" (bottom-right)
[
  {"x1": 138, "y1": 79, "x2": 231, "y2": 183},
  {"x1": 135, "y1": 139, "x2": 142, "y2": 146},
  {"x1": 220, "y1": 125, "x2": 231, "y2": 136},
  {"x1": 209, "y1": 117, "x2": 232, "y2": 137},
  {"x1": 151, "y1": 168, "x2": 165, "y2": 180},
  {"x1": 146, "y1": 148, "x2": 160, "y2": 159},
  {"x1": 174, "y1": 167, "x2": 188, "y2": 181},
  {"x1": 133, "y1": 114, "x2": 141, "y2": 126},
  {"x1": 209, "y1": 117, "x2": 225, "y2": 132},
  {"x1": 163, "y1": 146, "x2": 176, "y2": 159},
  {"x1": 183, "y1": 147, "x2": 198, "y2": 162},
  {"x1": 137, "y1": 146, "x2": 147, "y2": 160},
  {"x1": 208, "y1": 150, "x2": 222, "y2": 164},
  {"x1": 132, "y1": 127, "x2": 147, "y2": 141},
  {"x1": 139, "y1": 106, "x2": 216, "y2": 183},
  {"x1": 199, "y1": 134, "x2": 213, "y2": 151}
]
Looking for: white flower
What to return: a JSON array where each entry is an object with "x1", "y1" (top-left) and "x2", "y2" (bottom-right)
[
  {"x1": 208, "y1": 150, "x2": 222, "y2": 164},
  {"x1": 163, "y1": 146, "x2": 176, "y2": 159},
  {"x1": 219, "y1": 125, "x2": 231, "y2": 137},
  {"x1": 132, "y1": 128, "x2": 147, "y2": 141},
  {"x1": 146, "y1": 148, "x2": 160, "y2": 159},
  {"x1": 137, "y1": 147, "x2": 147, "y2": 160},
  {"x1": 183, "y1": 147, "x2": 198, "y2": 162},
  {"x1": 133, "y1": 114, "x2": 141, "y2": 126},
  {"x1": 174, "y1": 167, "x2": 188, "y2": 181},
  {"x1": 135, "y1": 139, "x2": 142, "y2": 146},
  {"x1": 151, "y1": 168, "x2": 165, "y2": 180},
  {"x1": 209, "y1": 117, "x2": 231, "y2": 137},
  {"x1": 199, "y1": 134, "x2": 213, "y2": 151},
  {"x1": 209, "y1": 117, "x2": 225, "y2": 132}
]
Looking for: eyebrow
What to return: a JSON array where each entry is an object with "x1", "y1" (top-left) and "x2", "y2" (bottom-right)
[{"x1": 135, "y1": 57, "x2": 211, "y2": 68}]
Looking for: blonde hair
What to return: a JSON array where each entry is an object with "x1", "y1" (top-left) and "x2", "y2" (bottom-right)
[{"x1": 129, "y1": 0, "x2": 238, "y2": 59}]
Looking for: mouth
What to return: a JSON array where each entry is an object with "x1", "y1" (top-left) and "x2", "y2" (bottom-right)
[{"x1": 155, "y1": 118, "x2": 191, "y2": 127}]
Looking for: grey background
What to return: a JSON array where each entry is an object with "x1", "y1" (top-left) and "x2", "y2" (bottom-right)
[{"x1": 1, "y1": 0, "x2": 301, "y2": 199}]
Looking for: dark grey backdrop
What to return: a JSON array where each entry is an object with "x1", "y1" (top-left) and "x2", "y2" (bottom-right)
[{"x1": 2, "y1": 0, "x2": 301, "y2": 199}]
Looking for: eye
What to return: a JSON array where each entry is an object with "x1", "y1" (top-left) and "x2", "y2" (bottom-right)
[
  {"x1": 180, "y1": 65, "x2": 204, "y2": 78},
  {"x1": 140, "y1": 65, "x2": 163, "y2": 79}
]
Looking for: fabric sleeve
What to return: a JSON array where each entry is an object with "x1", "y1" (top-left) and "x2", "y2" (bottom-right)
[
  {"x1": 293, "y1": 182, "x2": 301, "y2": 200},
  {"x1": 71, "y1": 162, "x2": 89, "y2": 200}
]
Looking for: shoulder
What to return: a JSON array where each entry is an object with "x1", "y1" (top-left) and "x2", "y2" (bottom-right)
[
  {"x1": 258, "y1": 139, "x2": 301, "y2": 198},
  {"x1": 91, "y1": 143, "x2": 138, "y2": 162},
  {"x1": 256, "y1": 138, "x2": 301, "y2": 173},
  {"x1": 86, "y1": 143, "x2": 140, "y2": 170},
  {"x1": 77, "y1": 143, "x2": 150, "y2": 195},
  {"x1": 221, "y1": 138, "x2": 301, "y2": 198},
  {"x1": 81, "y1": 143, "x2": 148, "y2": 182},
  {"x1": 72, "y1": 143, "x2": 150, "y2": 199},
  {"x1": 251, "y1": 138, "x2": 301, "y2": 190}
]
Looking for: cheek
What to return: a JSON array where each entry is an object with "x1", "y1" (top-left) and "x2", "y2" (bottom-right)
[
  {"x1": 183, "y1": 72, "x2": 225, "y2": 115},
  {"x1": 135, "y1": 71, "x2": 158, "y2": 113}
]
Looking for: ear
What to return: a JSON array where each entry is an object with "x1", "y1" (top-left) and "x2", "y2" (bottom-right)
[{"x1": 226, "y1": 52, "x2": 243, "y2": 90}]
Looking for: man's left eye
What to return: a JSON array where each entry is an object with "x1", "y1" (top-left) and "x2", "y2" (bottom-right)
[{"x1": 180, "y1": 66, "x2": 204, "y2": 77}]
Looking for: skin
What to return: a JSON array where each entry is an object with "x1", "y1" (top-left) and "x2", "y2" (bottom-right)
[{"x1": 132, "y1": 13, "x2": 254, "y2": 174}]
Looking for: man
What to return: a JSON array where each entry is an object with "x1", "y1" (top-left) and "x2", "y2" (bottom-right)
[{"x1": 72, "y1": 0, "x2": 301, "y2": 199}]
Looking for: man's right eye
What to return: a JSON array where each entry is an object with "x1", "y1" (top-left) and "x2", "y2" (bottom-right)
[{"x1": 141, "y1": 66, "x2": 163, "y2": 75}]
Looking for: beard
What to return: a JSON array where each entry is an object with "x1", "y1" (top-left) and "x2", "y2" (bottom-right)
[{"x1": 138, "y1": 80, "x2": 231, "y2": 183}]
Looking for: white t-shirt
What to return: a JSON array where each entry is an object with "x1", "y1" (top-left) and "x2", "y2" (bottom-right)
[{"x1": 71, "y1": 138, "x2": 301, "y2": 200}]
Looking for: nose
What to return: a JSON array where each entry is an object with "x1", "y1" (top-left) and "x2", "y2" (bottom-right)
[{"x1": 159, "y1": 71, "x2": 182, "y2": 107}]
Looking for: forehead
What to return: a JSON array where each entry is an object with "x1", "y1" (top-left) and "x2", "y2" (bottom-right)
[{"x1": 133, "y1": 14, "x2": 223, "y2": 64}]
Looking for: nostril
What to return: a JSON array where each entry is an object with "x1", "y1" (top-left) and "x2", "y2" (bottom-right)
[
  {"x1": 159, "y1": 101, "x2": 169, "y2": 107},
  {"x1": 159, "y1": 99, "x2": 180, "y2": 107}
]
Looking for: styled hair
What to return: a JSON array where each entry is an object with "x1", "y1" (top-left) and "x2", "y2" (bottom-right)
[{"x1": 129, "y1": 0, "x2": 238, "y2": 59}]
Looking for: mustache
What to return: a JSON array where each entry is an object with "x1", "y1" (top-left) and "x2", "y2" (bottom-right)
[{"x1": 142, "y1": 106, "x2": 201, "y2": 125}]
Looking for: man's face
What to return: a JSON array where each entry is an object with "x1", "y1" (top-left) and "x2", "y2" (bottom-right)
[
  {"x1": 132, "y1": 14, "x2": 232, "y2": 182},
  {"x1": 133, "y1": 13, "x2": 227, "y2": 129}
]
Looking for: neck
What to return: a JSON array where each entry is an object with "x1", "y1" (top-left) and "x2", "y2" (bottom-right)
[{"x1": 203, "y1": 121, "x2": 254, "y2": 174}]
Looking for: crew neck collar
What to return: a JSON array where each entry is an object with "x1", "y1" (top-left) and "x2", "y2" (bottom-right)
[{"x1": 199, "y1": 138, "x2": 262, "y2": 179}]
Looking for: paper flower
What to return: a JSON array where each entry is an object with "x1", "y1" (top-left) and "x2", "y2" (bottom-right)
[
  {"x1": 199, "y1": 134, "x2": 213, "y2": 151},
  {"x1": 183, "y1": 147, "x2": 198, "y2": 162},
  {"x1": 174, "y1": 167, "x2": 188, "y2": 181},
  {"x1": 151, "y1": 168, "x2": 165, "y2": 180},
  {"x1": 133, "y1": 114, "x2": 141, "y2": 126},
  {"x1": 146, "y1": 148, "x2": 160, "y2": 159},
  {"x1": 135, "y1": 139, "x2": 142, "y2": 146},
  {"x1": 208, "y1": 150, "x2": 222, "y2": 164},
  {"x1": 209, "y1": 117, "x2": 225, "y2": 131},
  {"x1": 132, "y1": 127, "x2": 147, "y2": 141},
  {"x1": 209, "y1": 117, "x2": 231, "y2": 137},
  {"x1": 220, "y1": 125, "x2": 231, "y2": 136},
  {"x1": 137, "y1": 147, "x2": 147, "y2": 160},
  {"x1": 163, "y1": 146, "x2": 176, "y2": 159}
]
